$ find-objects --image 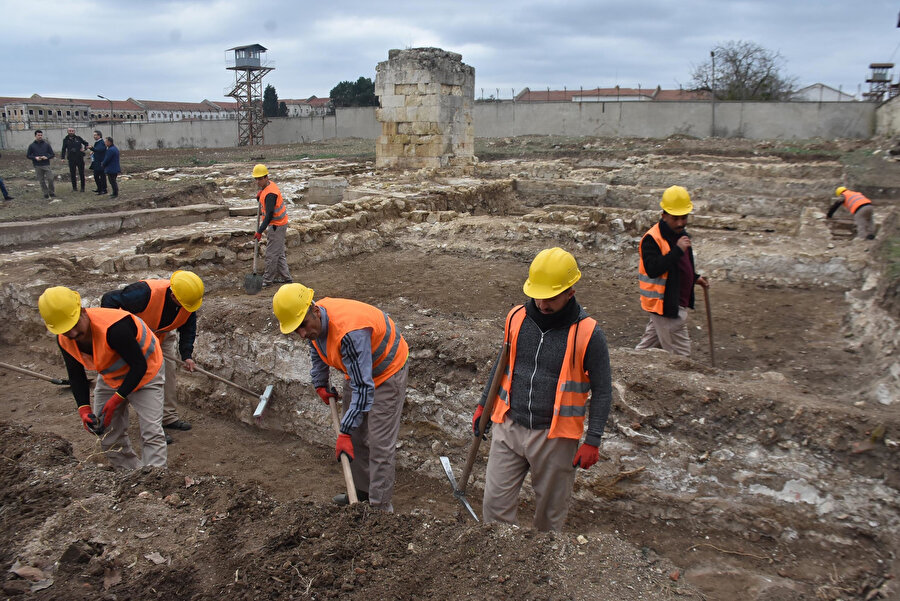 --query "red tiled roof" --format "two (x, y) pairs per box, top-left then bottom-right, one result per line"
(135, 99), (219, 111)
